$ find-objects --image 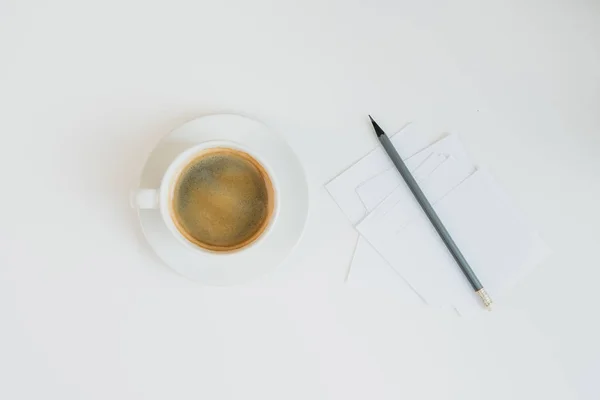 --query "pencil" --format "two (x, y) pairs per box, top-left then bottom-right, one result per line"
(369, 116), (492, 310)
